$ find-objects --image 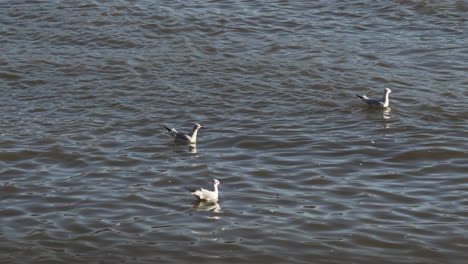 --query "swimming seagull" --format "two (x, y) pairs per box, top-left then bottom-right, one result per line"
(186, 179), (221, 202)
(162, 123), (204, 144)
(355, 88), (392, 108)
